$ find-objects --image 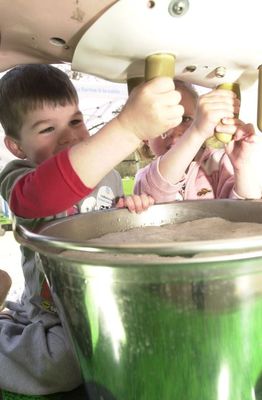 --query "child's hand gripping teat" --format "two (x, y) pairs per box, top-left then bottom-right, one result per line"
(206, 82), (241, 149)
(215, 82), (241, 143)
